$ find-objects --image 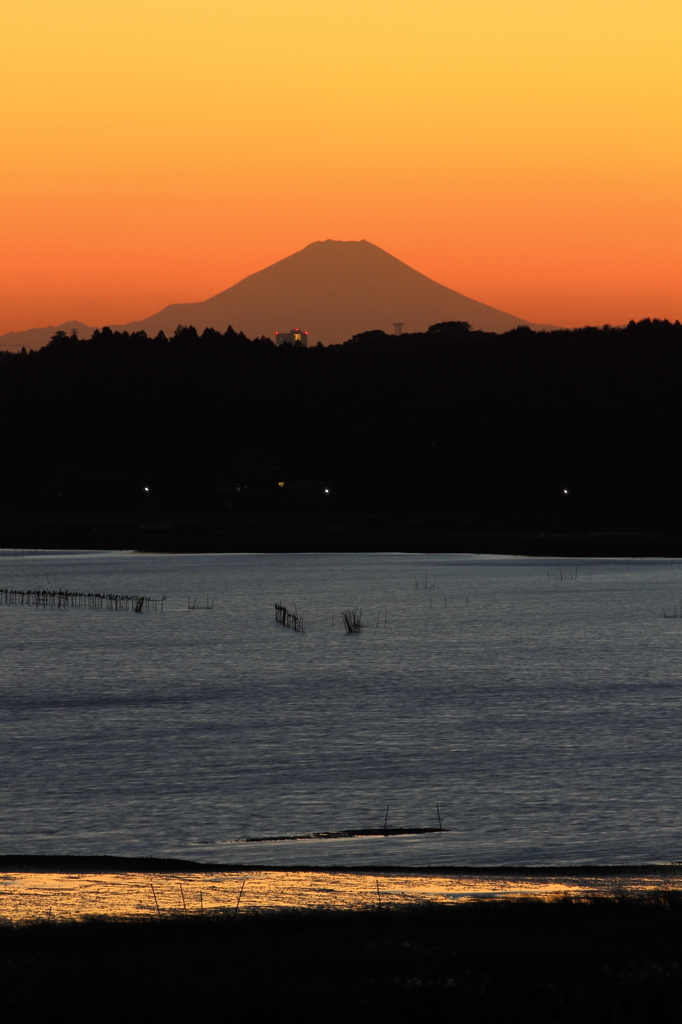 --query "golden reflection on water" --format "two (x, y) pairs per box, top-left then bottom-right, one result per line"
(1, 870), (681, 922)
